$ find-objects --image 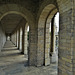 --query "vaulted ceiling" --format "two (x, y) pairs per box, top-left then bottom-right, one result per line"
(1, 14), (24, 34)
